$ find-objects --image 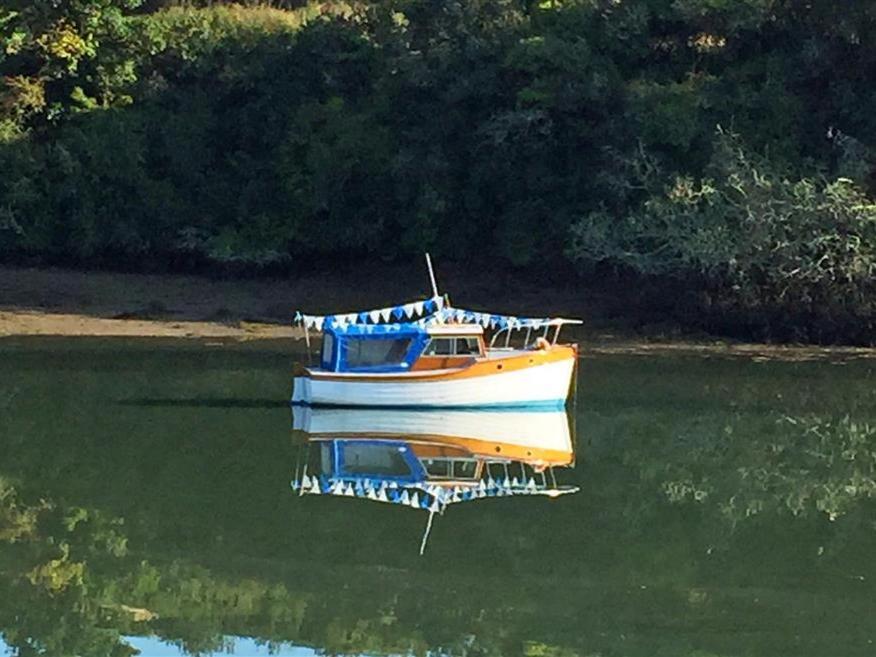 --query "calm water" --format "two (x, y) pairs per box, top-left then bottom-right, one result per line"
(1, 338), (876, 657)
